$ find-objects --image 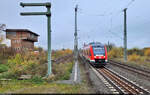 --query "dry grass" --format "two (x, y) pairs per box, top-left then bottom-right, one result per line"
(1, 81), (91, 94)
(112, 57), (150, 69)
(0, 60), (93, 94)
(108, 47), (150, 69)
(128, 53), (141, 62)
